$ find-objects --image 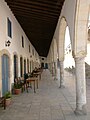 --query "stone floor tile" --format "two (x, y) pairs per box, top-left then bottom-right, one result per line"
(0, 70), (90, 120)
